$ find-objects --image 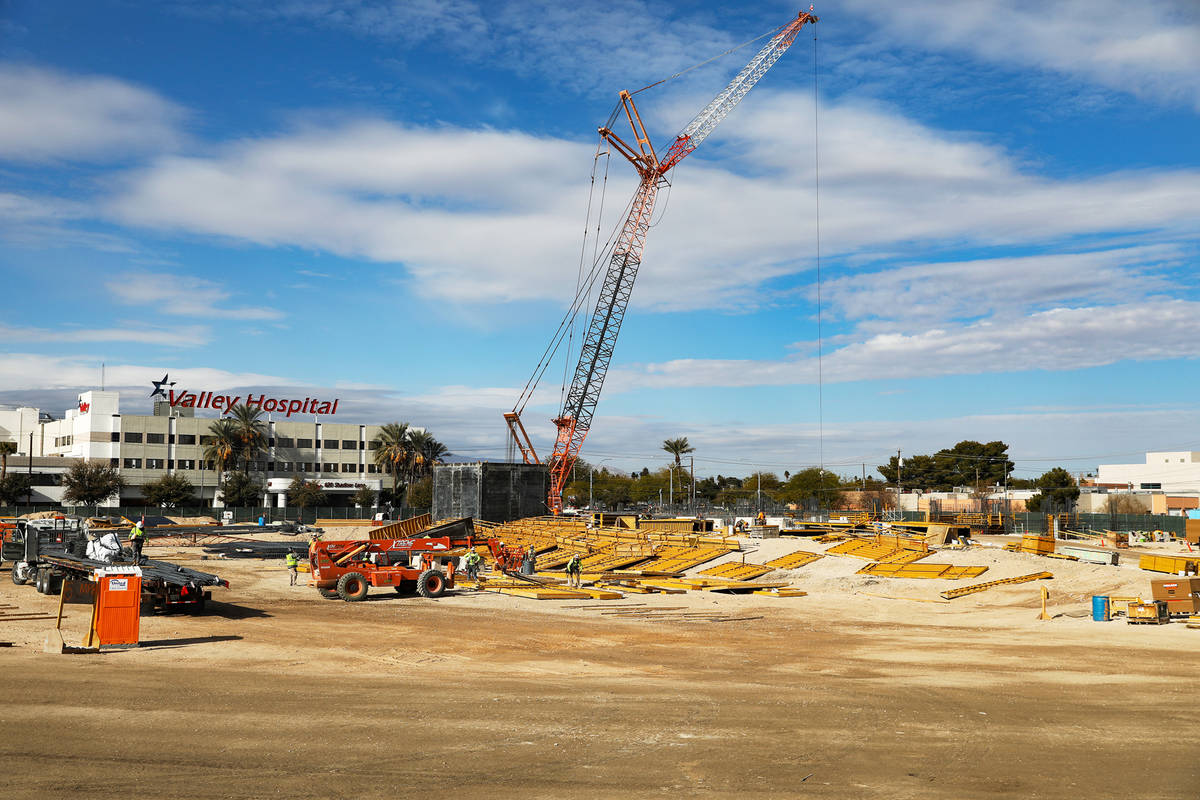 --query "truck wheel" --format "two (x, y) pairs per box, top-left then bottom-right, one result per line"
(35, 569), (48, 594)
(10, 561), (32, 586)
(394, 578), (416, 595)
(317, 587), (340, 600)
(416, 569), (445, 599)
(336, 572), (369, 602)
